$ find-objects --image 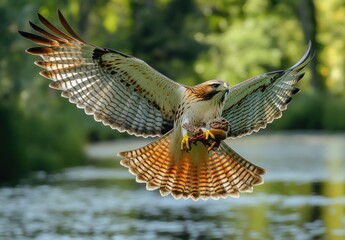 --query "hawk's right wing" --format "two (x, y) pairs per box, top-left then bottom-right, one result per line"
(222, 42), (312, 138)
(19, 10), (185, 137)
